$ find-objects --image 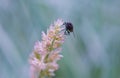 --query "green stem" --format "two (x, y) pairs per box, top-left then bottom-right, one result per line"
(39, 74), (45, 78)
(51, 38), (56, 48)
(38, 71), (45, 78)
